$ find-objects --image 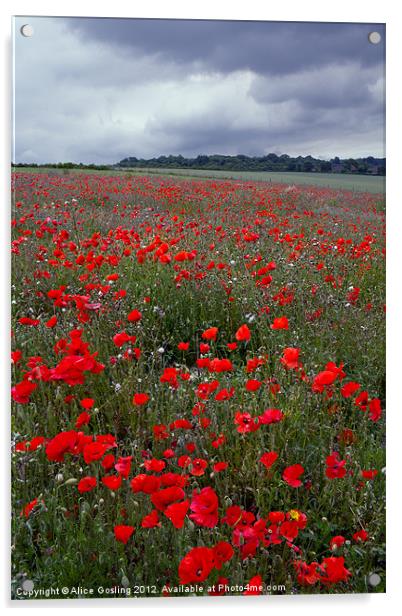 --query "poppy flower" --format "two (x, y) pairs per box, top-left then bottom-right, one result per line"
(132, 392), (149, 406)
(80, 398), (95, 410)
(341, 381), (361, 398)
(75, 411), (90, 428)
(83, 441), (109, 464)
(213, 541), (234, 569)
(178, 546), (215, 584)
(235, 324), (251, 341)
(45, 315), (58, 328)
(368, 398), (382, 422)
(131, 474), (161, 495)
(127, 309), (142, 322)
(177, 342), (189, 351)
(189, 487), (219, 528)
(243, 575), (263, 595)
(114, 456), (132, 478)
(189, 458), (208, 476)
(280, 348), (301, 369)
(141, 509), (160, 528)
(151, 486), (185, 511)
(325, 452), (346, 479)
(143, 458), (166, 472)
(353, 529), (368, 543)
(164, 500), (189, 528)
(78, 476), (97, 493)
(22, 498), (39, 518)
(114, 525), (134, 544)
(259, 408), (283, 424)
(45, 430), (78, 462)
(283, 464), (304, 487)
(12, 380), (38, 404)
(320, 556), (351, 585)
(245, 379), (262, 392)
(234, 411), (260, 433)
(271, 316), (289, 330)
(202, 327), (218, 341)
(260, 451), (278, 469)
(312, 371), (337, 393)
(213, 461), (228, 473)
(361, 469), (378, 480)
(102, 474), (122, 491)
(293, 561), (321, 586)
(330, 535), (346, 551)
